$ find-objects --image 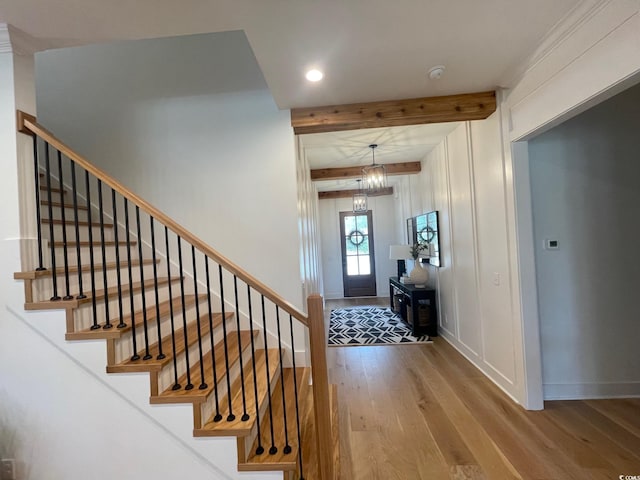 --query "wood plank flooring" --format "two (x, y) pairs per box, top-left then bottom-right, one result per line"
(325, 299), (640, 480)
